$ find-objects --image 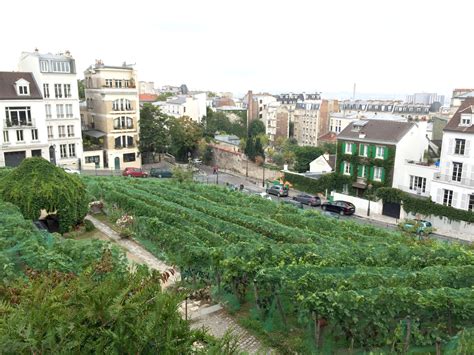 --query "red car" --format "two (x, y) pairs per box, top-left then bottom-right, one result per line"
(122, 167), (148, 178)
